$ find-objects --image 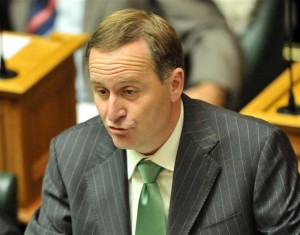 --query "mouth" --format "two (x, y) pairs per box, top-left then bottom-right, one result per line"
(108, 126), (131, 135)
